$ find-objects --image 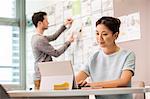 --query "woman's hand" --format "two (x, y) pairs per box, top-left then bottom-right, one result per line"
(85, 82), (103, 89)
(77, 80), (87, 87)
